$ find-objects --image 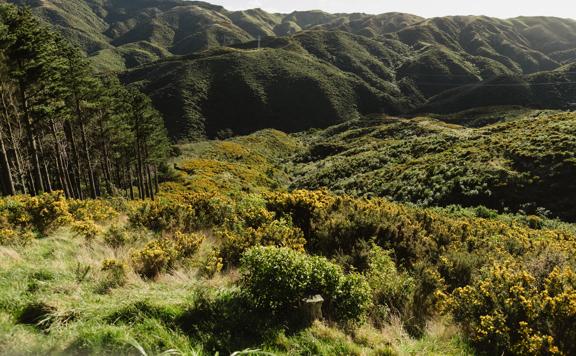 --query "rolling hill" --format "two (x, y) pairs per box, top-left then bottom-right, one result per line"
(11, 0), (576, 139)
(121, 45), (400, 140)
